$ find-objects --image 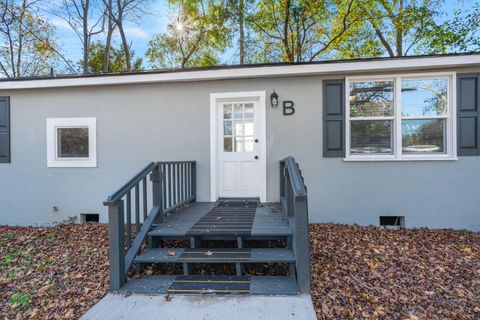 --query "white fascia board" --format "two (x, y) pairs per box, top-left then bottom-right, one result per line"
(1, 54), (480, 90)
